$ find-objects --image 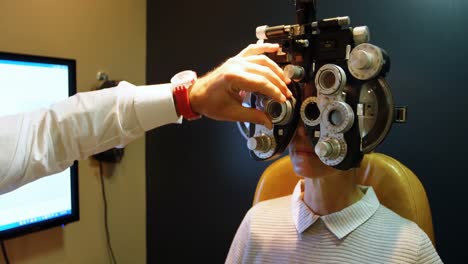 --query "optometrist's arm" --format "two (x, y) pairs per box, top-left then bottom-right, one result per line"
(0, 81), (179, 195)
(0, 43), (290, 195)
